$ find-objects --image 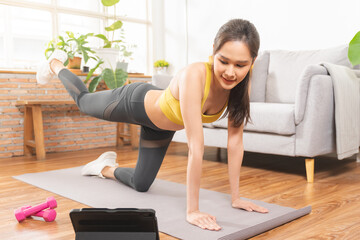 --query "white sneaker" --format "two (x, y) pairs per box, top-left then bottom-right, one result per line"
(36, 49), (68, 85)
(36, 61), (56, 85)
(81, 151), (118, 179)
